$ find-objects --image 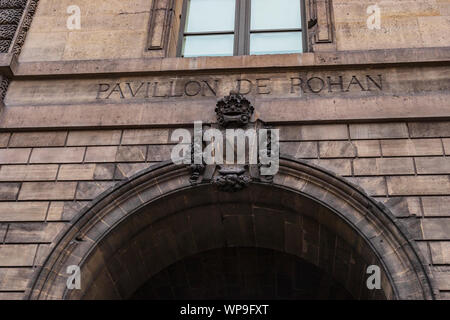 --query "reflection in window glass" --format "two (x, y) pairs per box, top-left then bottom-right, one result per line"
(251, 0), (301, 30)
(250, 32), (302, 55)
(186, 0), (236, 33)
(183, 34), (234, 57)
